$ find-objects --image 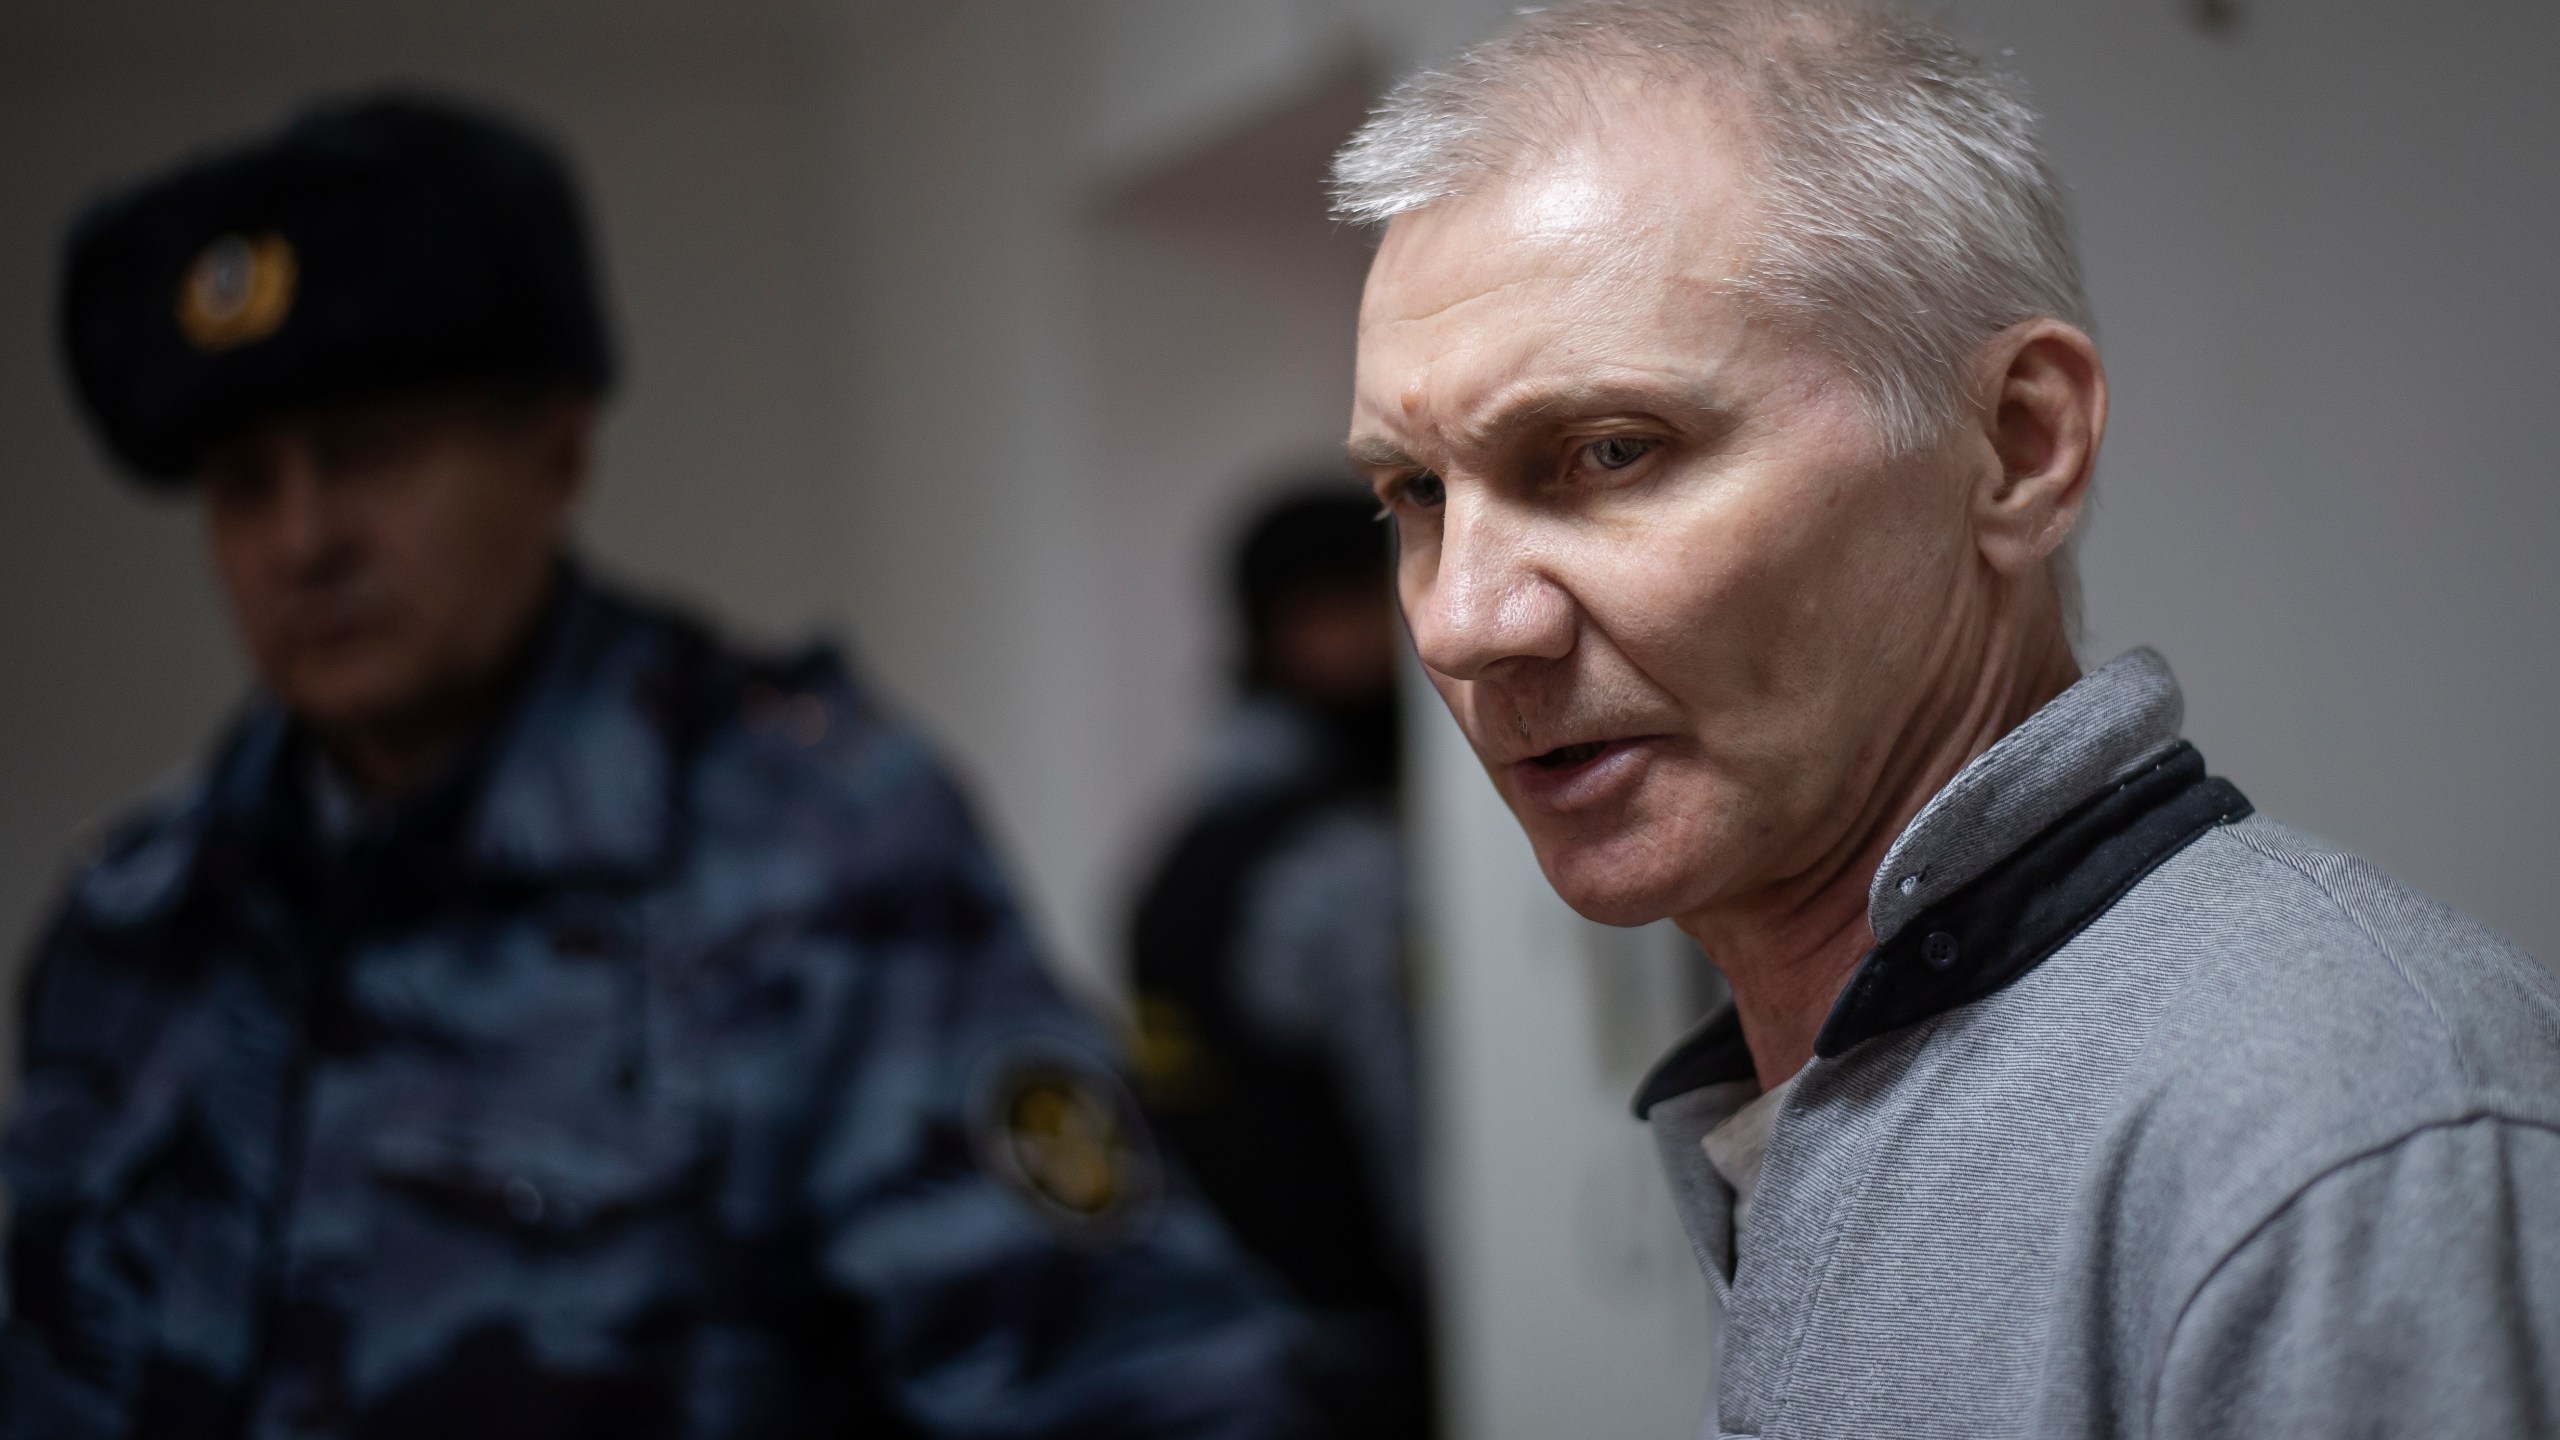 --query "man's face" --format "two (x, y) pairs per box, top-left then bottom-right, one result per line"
(200, 390), (588, 740)
(1349, 100), (1989, 928)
